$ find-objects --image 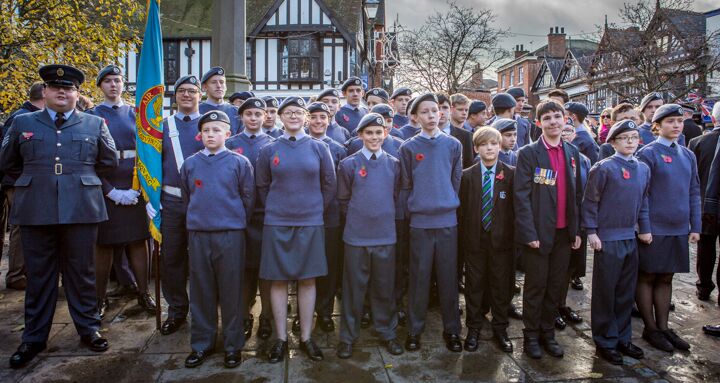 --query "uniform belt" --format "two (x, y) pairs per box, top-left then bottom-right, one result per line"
(21, 164), (96, 176)
(116, 149), (136, 159)
(162, 185), (182, 198)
